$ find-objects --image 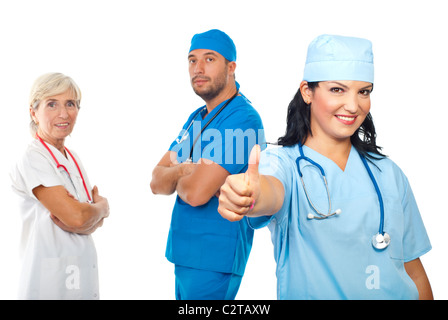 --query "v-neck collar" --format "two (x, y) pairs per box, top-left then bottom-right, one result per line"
(299, 144), (358, 175)
(201, 95), (240, 123)
(34, 139), (80, 177)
